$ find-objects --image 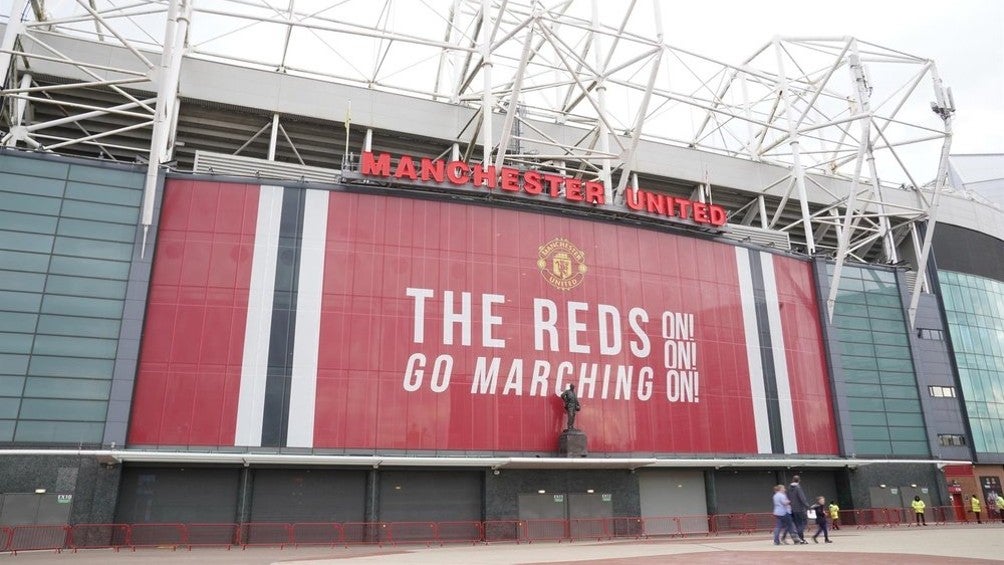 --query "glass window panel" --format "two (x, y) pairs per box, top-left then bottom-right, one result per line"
(891, 441), (929, 456)
(59, 200), (138, 225)
(879, 371), (916, 386)
(0, 332), (34, 354)
(833, 315), (872, 330)
(870, 319), (907, 333)
(853, 440), (892, 455)
(48, 256), (130, 279)
(32, 335), (118, 359)
(0, 397), (20, 418)
(872, 332), (909, 346)
(53, 237), (133, 261)
(848, 412), (887, 426)
(0, 354), (29, 375)
(65, 182), (143, 206)
(57, 218), (137, 243)
(44, 276), (127, 300)
(852, 425), (890, 441)
(0, 173), (66, 197)
(0, 375), (26, 395)
(23, 377), (111, 400)
(0, 191), (62, 215)
(886, 412), (925, 427)
(19, 398), (108, 421)
(0, 230), (54, 254)
(884, 398), (921, 412)
(841, 355), (878, 371)
(68, 163), (143, 188)
(838, 277), (864, 291)
(889, 427), (927, 441)
(836, 290), (868, 305)
(874, 344), (911, 359)
(877, 357), (913, 371)
(834, 303), (870, 317)
(0, 271), (46, 292)
(845, 383), (883, 397)
(0, 250), (52, 273)
(35, 315), (120, 339)
(28, 356), (113, 379)
(0, 312), (37, 333)
(0, 420), (13, 442)
(14, 420), (103, 443)
(40, 295), (123, 318)
(0, 155), (69, 178)
(866, 305), (904, 321)
(0, 290), (43, 313)
(847, 397), (884, 411)
(843, 368), (880, 383)
(837, 328), (873, 344)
